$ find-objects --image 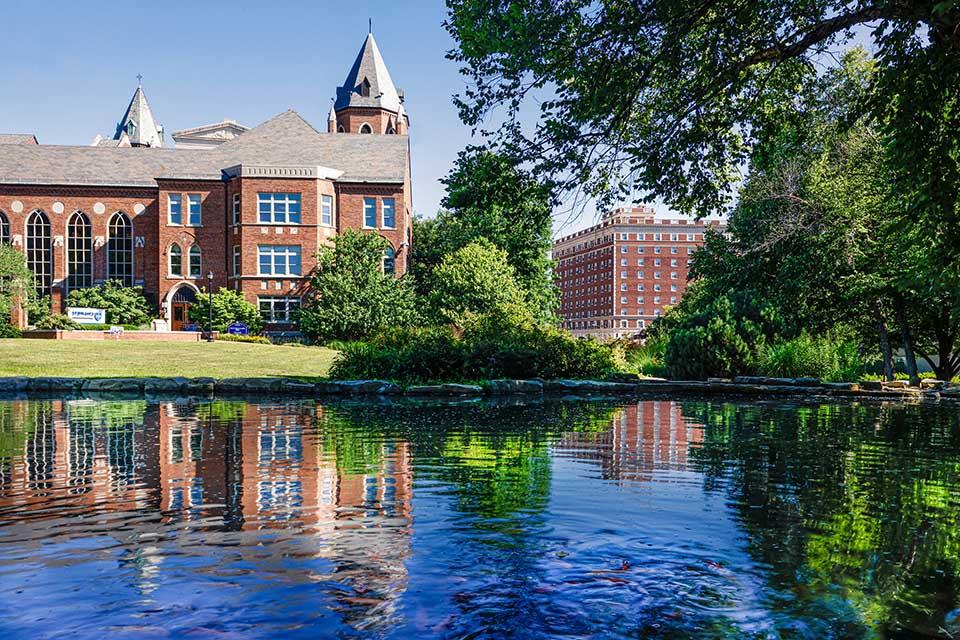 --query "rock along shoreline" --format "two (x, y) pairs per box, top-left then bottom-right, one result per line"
(0, 376), (956, 402)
